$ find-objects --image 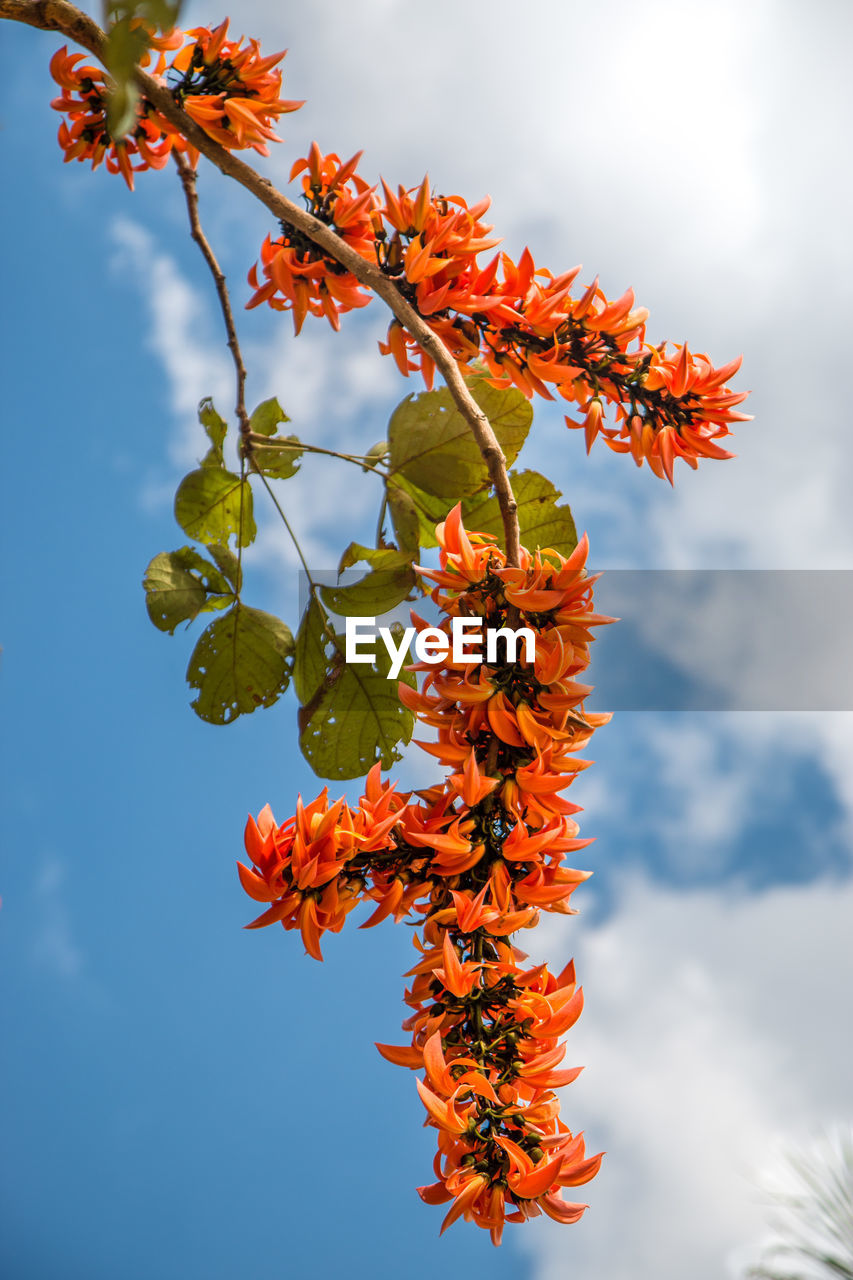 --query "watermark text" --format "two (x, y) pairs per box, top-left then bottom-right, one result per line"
(345, 616), (536, 679)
